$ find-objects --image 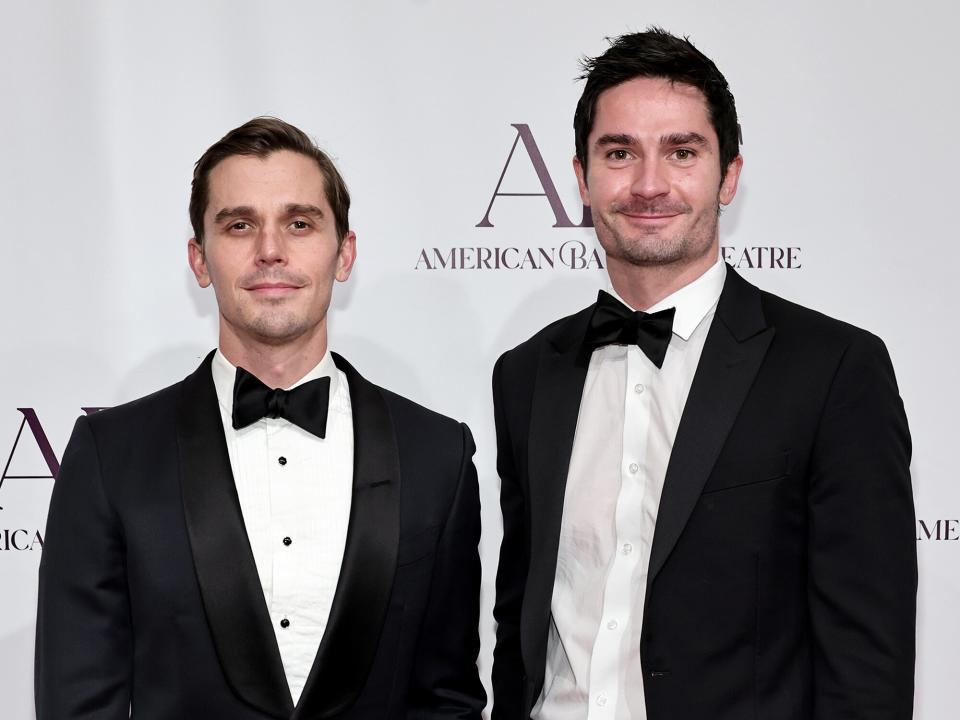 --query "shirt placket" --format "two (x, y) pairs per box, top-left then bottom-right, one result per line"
(587, 346), (653, 720)
(266, 421), (299, 645)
